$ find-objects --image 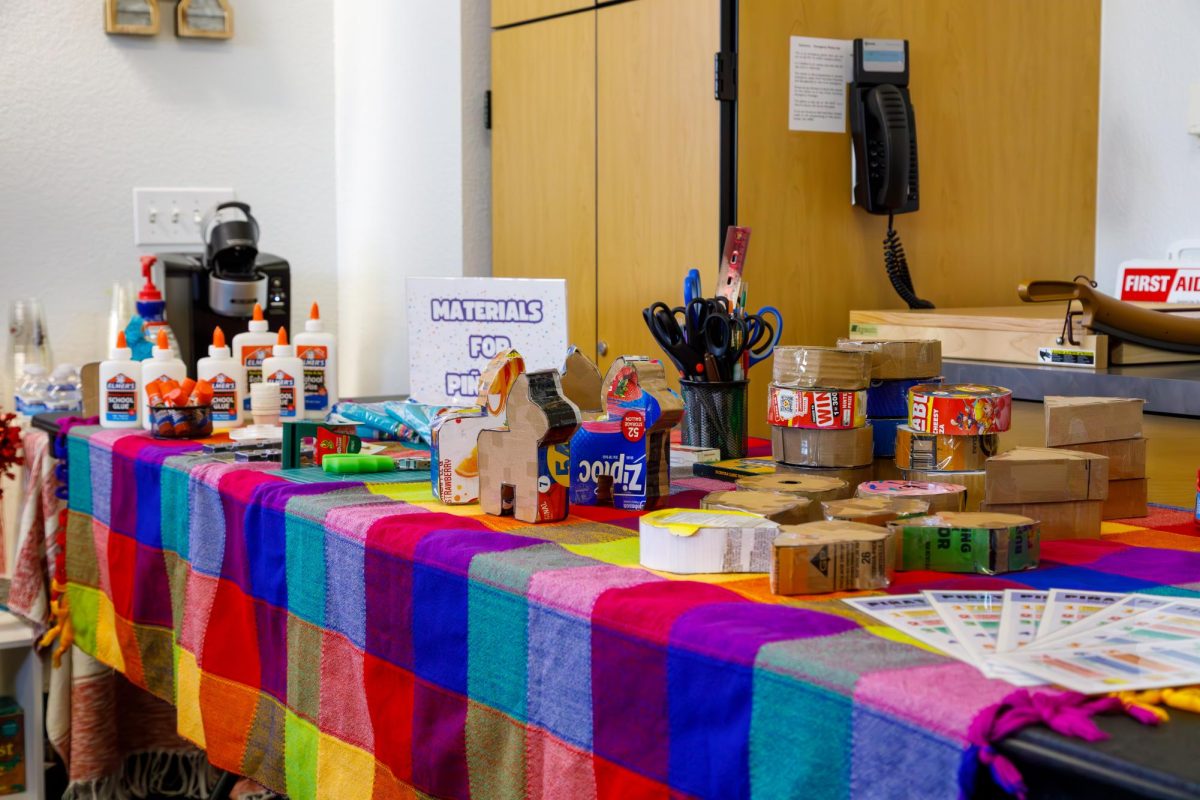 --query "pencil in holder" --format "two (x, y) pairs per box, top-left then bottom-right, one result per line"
(679, 379), (748, 459)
